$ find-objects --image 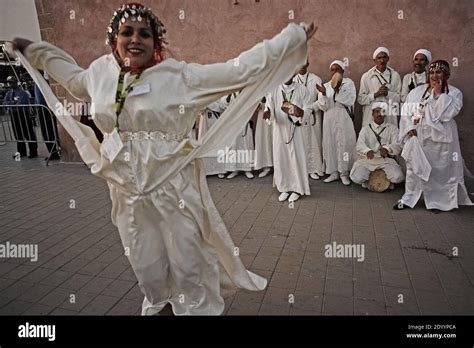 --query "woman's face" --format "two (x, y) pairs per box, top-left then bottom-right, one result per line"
(429, 69), (445, 87)
(116, 19), (155, 68)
